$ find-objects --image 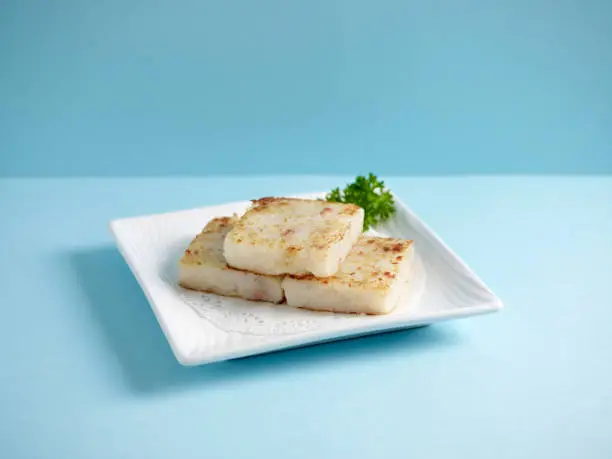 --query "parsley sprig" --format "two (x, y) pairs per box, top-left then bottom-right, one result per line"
(326, 173), (396, 231)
